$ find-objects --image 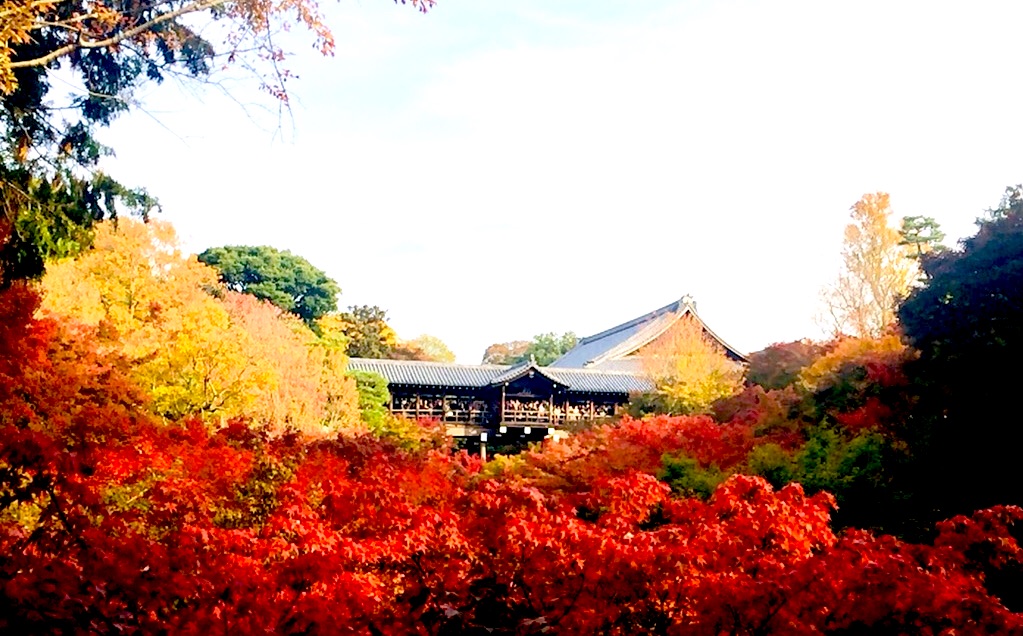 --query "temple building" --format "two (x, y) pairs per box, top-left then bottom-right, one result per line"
(347, 295), (745, 444)
(550, 294), (747, 372)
